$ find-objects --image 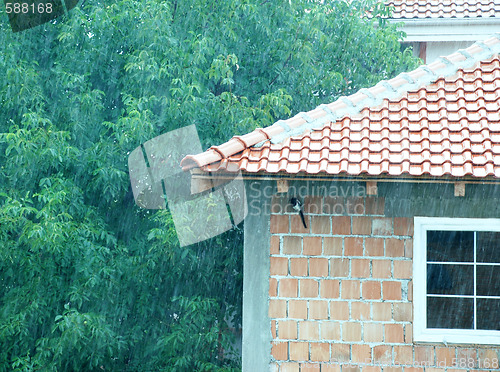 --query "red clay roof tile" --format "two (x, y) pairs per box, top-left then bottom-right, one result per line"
(387, 0), (500, 19)
(180, 35), (500, 179)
